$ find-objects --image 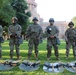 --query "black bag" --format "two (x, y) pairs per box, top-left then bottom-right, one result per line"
(0, 37), (4, 43)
